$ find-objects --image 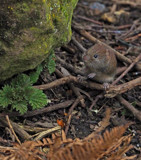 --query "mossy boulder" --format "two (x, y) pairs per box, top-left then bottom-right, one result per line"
(0, 0), (78, 82)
